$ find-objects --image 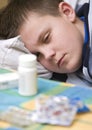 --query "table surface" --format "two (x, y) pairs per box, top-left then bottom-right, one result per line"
(0, 78), (92, 130)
